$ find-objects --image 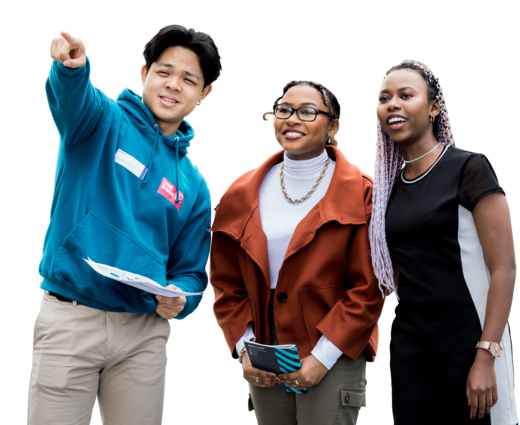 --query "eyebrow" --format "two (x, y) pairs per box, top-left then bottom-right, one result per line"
(281, 101), (319, 107)
(156, 62), (201, 81)
(380, 86), (416, 94)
